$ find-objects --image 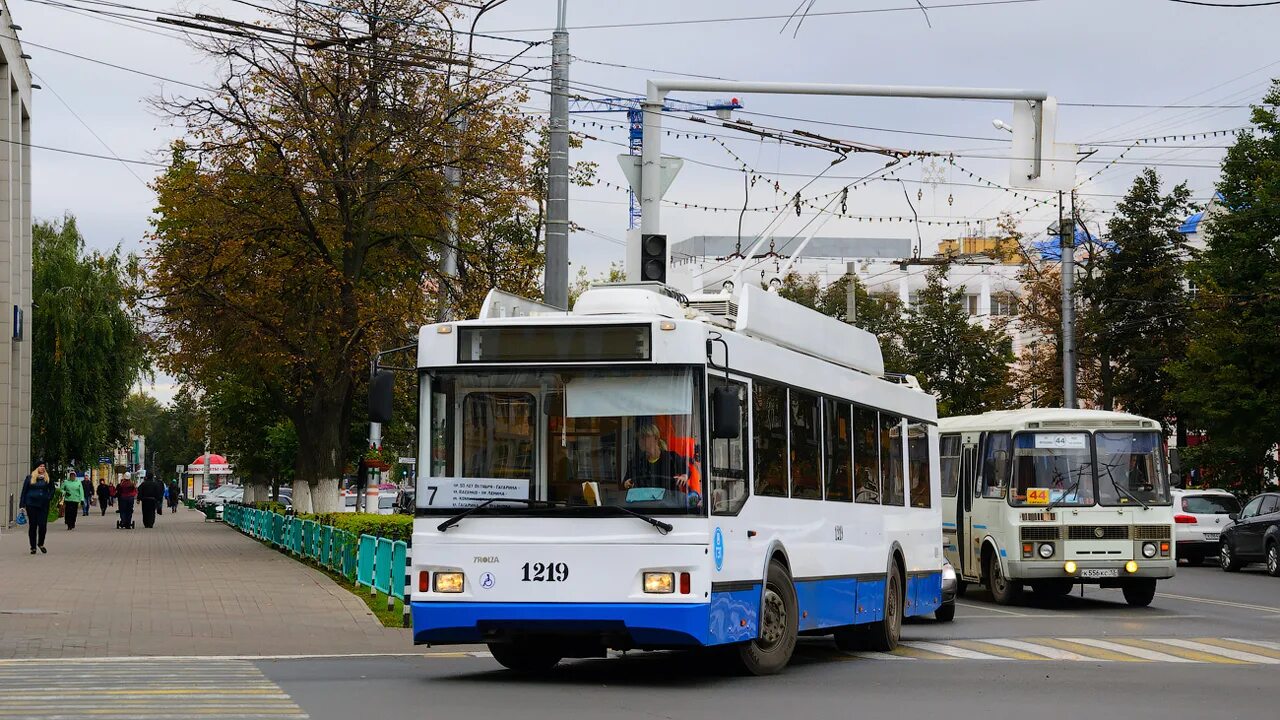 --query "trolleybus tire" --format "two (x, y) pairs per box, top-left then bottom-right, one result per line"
(1121, 578), (1157, 607)
(1220, 541), (1244, 572)
(734, 560), (798, 675)
(487, 642), (562, 674)
(865, 564), (903, 652)
(986, 554), (1022, 606)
